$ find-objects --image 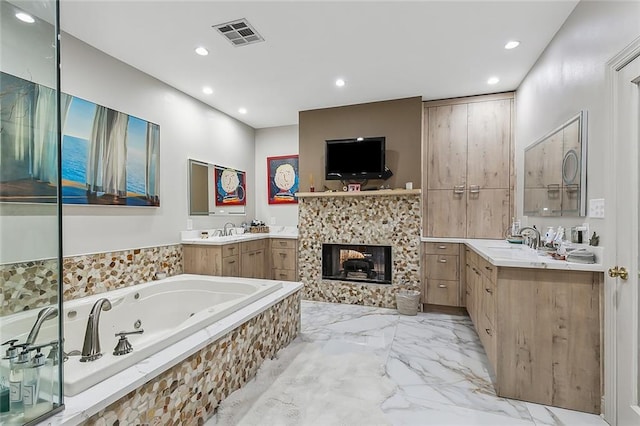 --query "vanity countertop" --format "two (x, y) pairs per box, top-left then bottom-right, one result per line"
(181, 227), (298, 245)
(422, 237), (604, 272)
